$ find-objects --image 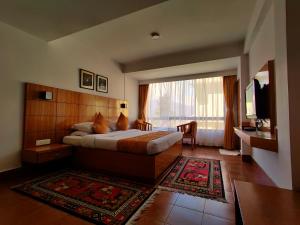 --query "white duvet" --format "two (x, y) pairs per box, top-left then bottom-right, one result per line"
(63, 129), (182, 155)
